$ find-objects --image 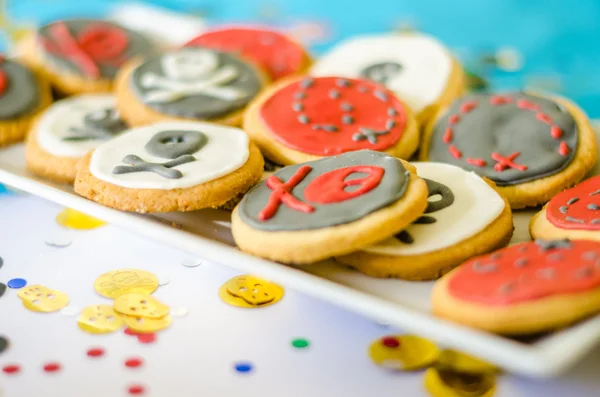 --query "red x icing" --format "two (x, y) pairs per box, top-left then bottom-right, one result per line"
(447, 240), (600, 305)
(304, 166), (384, 204)
(259, 77), (407, 156)
(547, 176), (600, 230)
(0, 62), (6, 96)
(184, 26), (306, 81)
(259, 165), (314, 220)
